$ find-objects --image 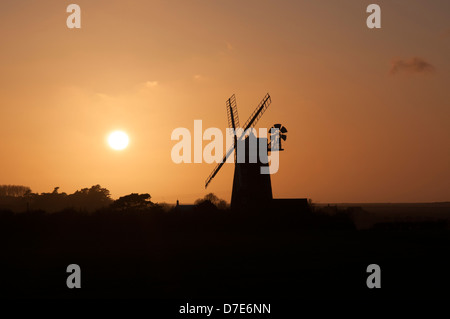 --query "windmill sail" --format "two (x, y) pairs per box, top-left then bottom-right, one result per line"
(242, 93), (271, 131)
(204, 146), (234, 188)
(204, 93), (272, 188)
(226, 94), (240, 131)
